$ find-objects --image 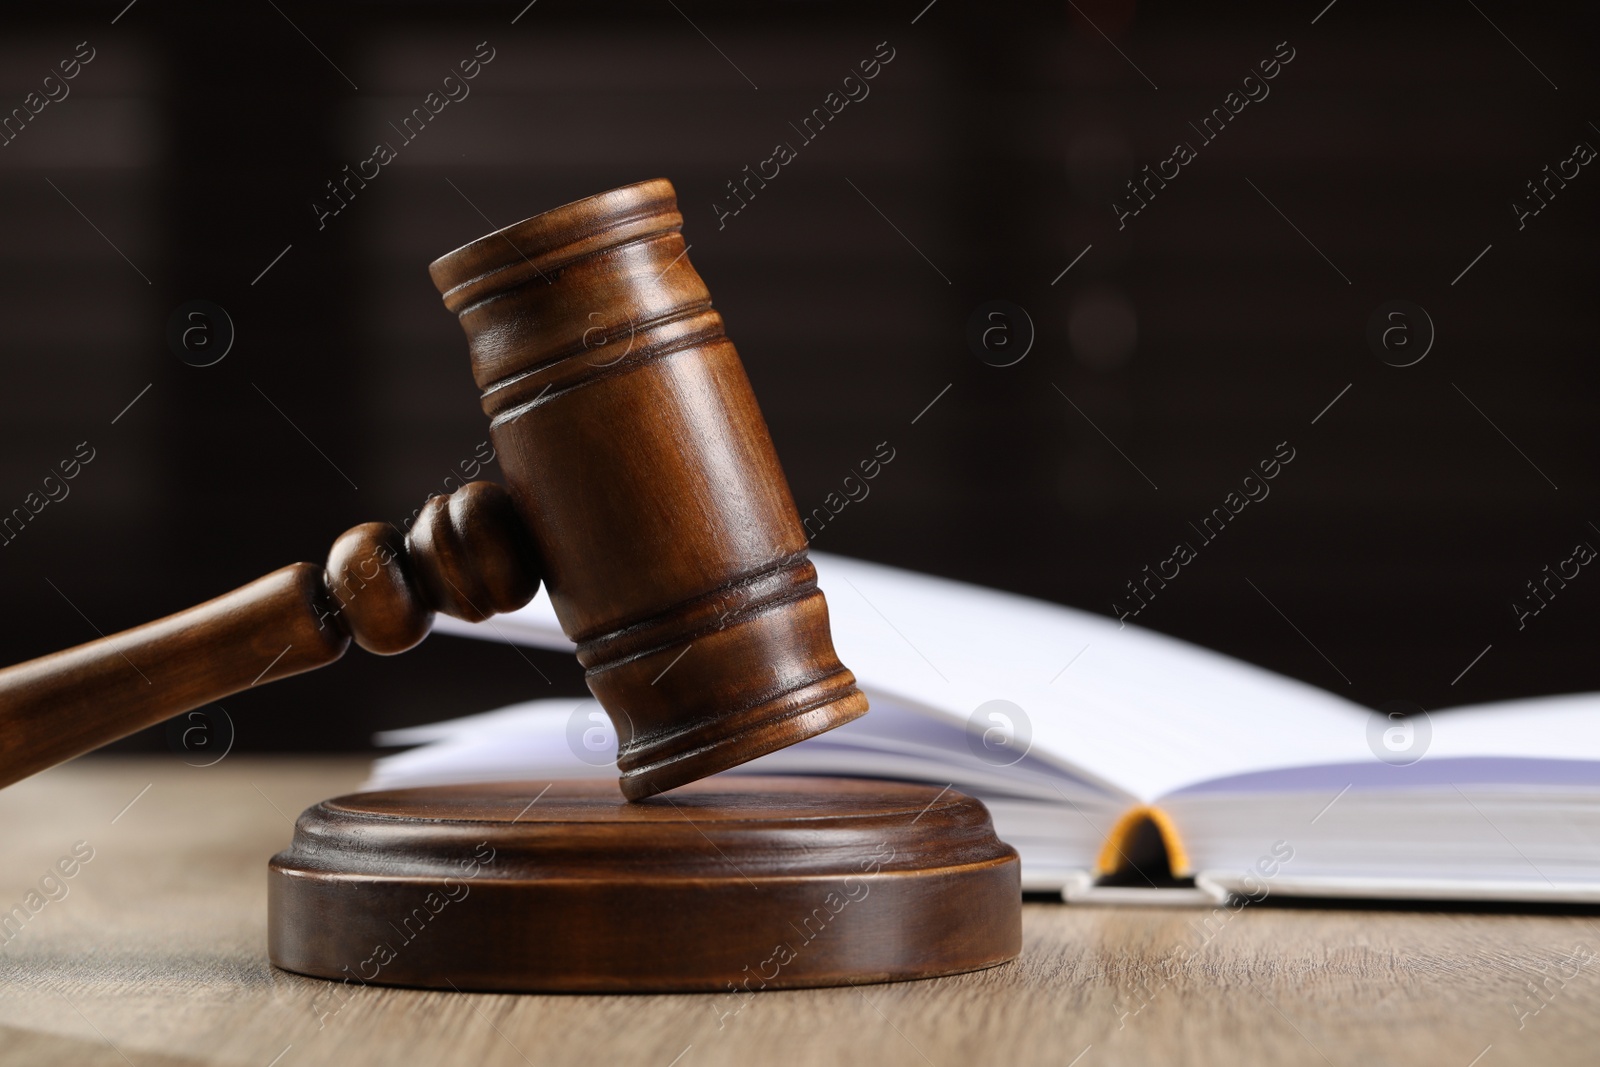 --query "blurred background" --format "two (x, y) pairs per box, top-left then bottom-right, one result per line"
(0, 0), (1595, 751)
